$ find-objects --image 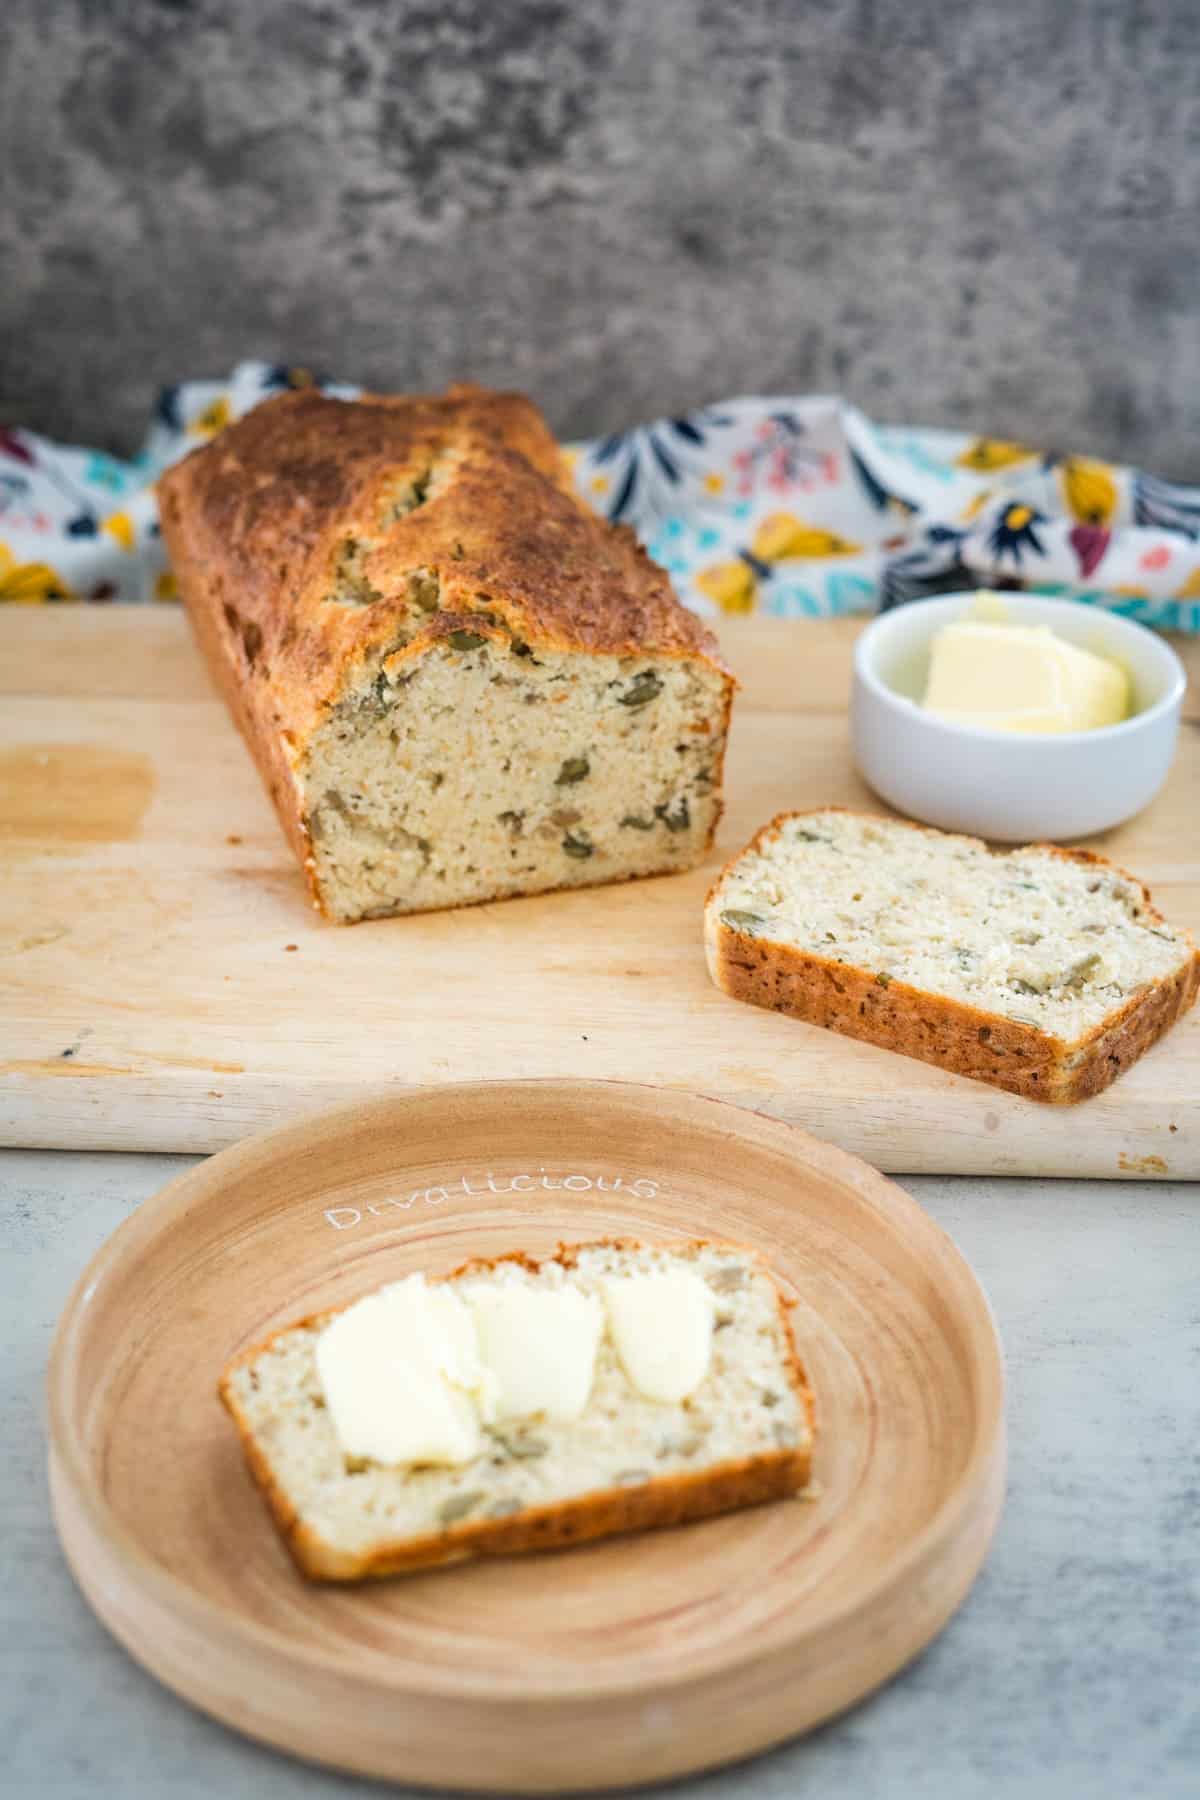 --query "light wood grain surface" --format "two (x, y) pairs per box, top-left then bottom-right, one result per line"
(47, 1082), (1006, 1791)
(2, 608), (1197, 1173)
